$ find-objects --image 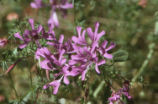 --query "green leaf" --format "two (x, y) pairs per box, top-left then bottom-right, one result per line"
(22, 91), (32, 103)
(113, 50), (128, 62)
